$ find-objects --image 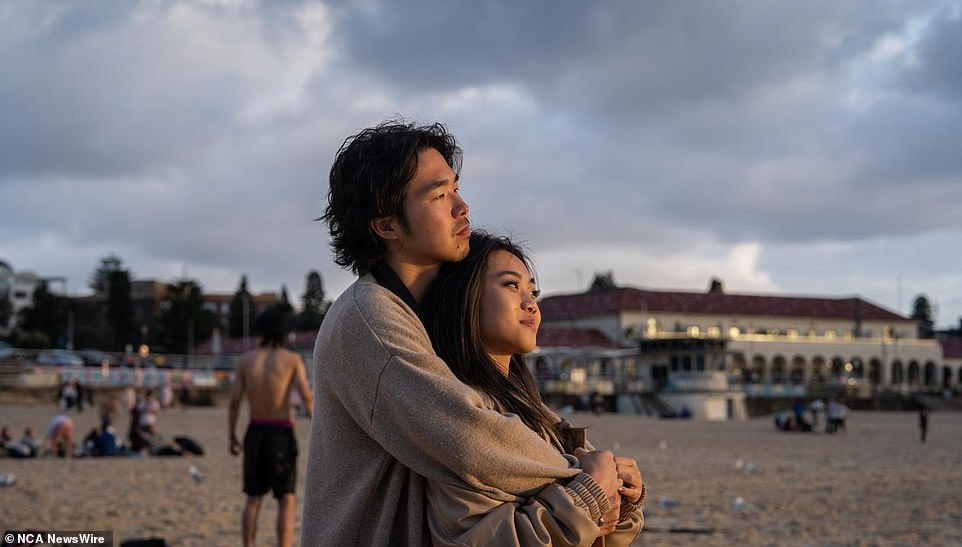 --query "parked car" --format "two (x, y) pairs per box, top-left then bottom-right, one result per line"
(35, 349), (84, 367)
(0, 341), (20, 359)
(76, 349), (117, 367)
